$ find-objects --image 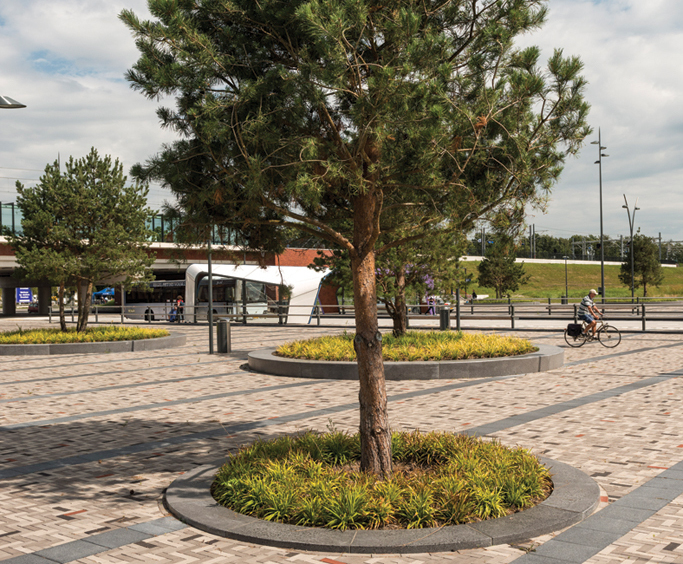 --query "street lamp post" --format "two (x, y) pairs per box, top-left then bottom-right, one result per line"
(591, 130), (608, 302)
(563, 256), (569, 302)
(622, 195), (640, 302)
(0, 96), (26, 109)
